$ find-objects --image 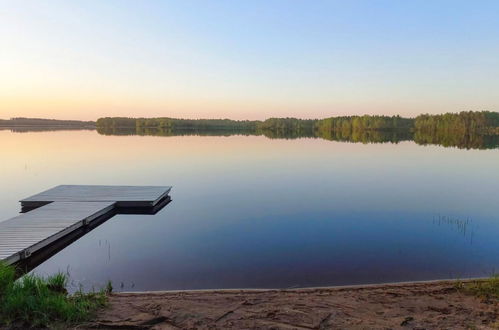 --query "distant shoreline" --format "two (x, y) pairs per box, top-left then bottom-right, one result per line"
(0, 125), (95, 128)
(0, 125), (95, 132)
(2, 123), (498, 150)
(0, 117), (96, 128)
(2, 111), (499, 136)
